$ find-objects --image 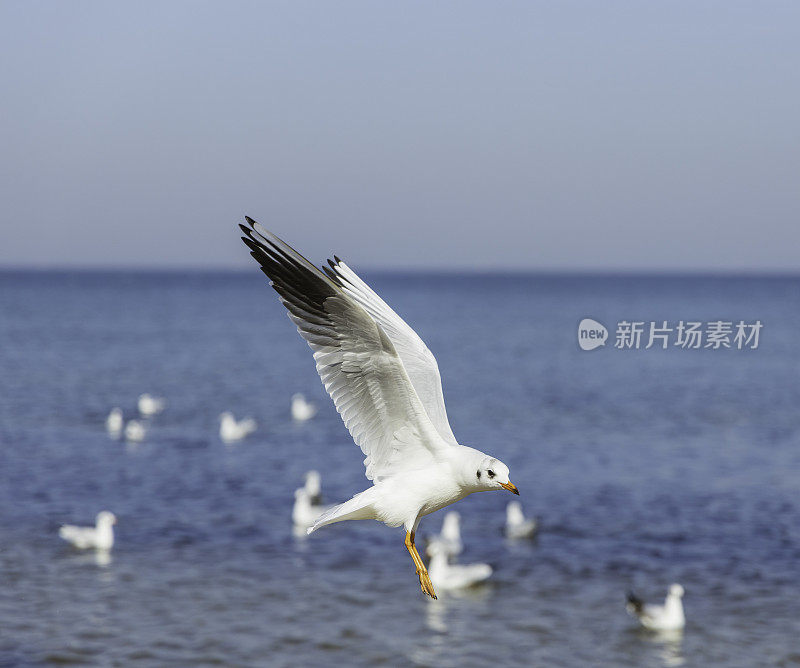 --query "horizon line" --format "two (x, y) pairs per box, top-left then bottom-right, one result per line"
(1, 265), (799, 279)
